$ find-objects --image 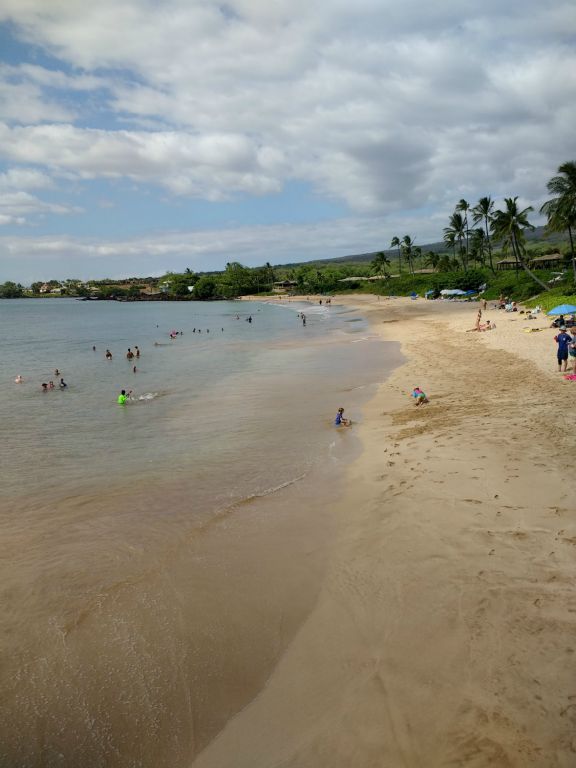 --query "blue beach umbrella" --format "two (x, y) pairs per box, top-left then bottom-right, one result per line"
(547, 304), (576, 315)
